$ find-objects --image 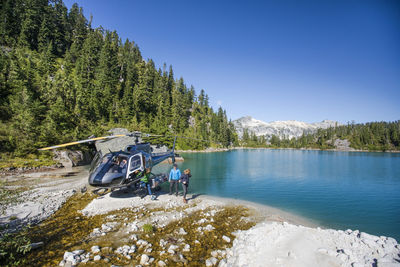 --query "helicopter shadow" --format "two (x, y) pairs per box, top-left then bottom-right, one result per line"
(109, 187), (171, 199)
(109, 188), (136, 198)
